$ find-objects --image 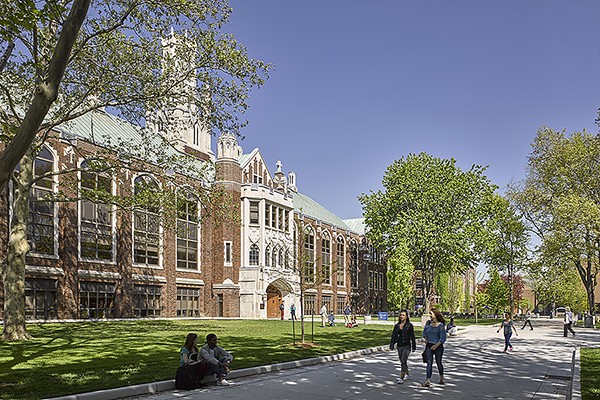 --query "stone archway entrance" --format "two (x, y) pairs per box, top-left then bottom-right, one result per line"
(265, 278), (294, 319)
(266, 285), (282, 319)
